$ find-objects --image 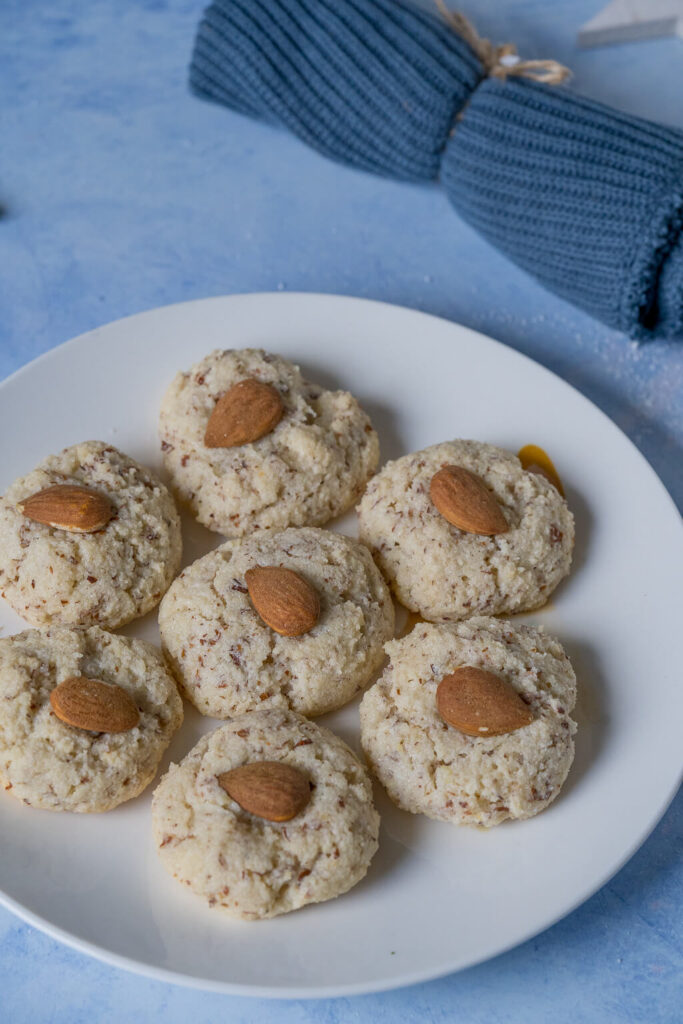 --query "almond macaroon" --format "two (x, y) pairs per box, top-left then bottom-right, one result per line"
(152, 709), (379, 919)
(357, 440), (574, 622)
(158, 348), (379, 536)
(0, 441), (182, 629)
(158, 527), (394, 718)
(0, 626), (183, 813)
(360, 617), (577, 828)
